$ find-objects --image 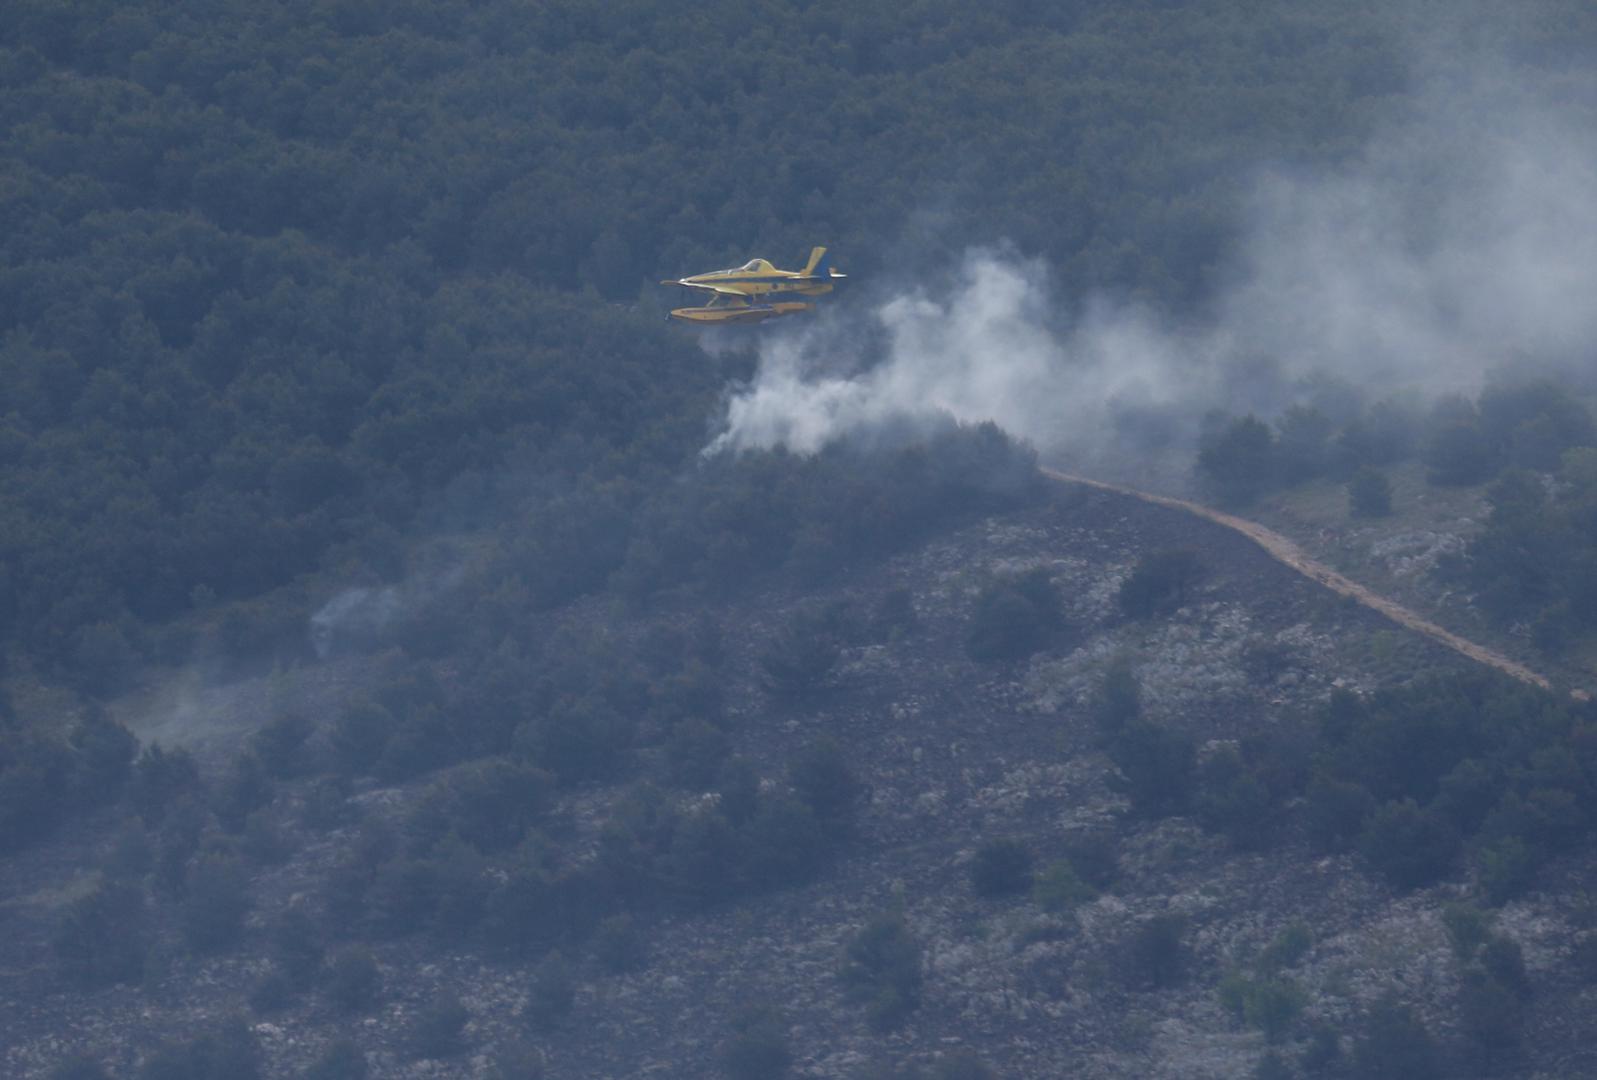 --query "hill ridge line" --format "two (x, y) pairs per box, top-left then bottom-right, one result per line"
(1040, 467), (1568, 696)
